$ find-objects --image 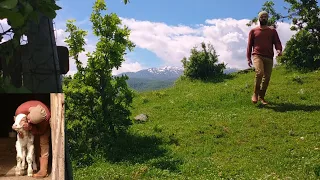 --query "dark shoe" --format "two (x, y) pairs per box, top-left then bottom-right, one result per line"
(259, 98), (268, 105)
(33, 157), (48, 178)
